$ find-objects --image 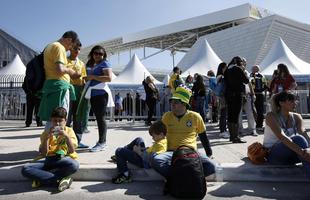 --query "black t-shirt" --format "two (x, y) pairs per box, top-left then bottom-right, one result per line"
(224, 65), (249, 95)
